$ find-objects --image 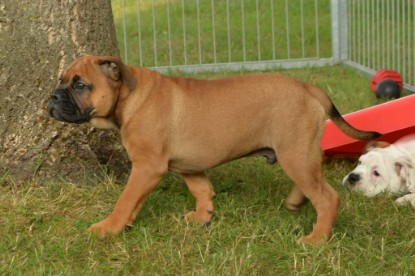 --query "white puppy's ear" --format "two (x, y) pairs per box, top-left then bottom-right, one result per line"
(363, 141), (390, 153)
(395, 157), (415, 193)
